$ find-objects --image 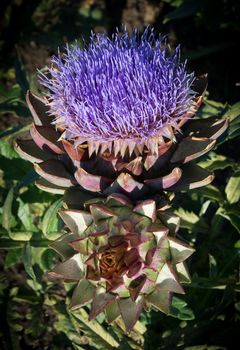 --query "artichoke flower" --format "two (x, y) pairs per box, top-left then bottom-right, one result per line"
(16, 29), (227, 199)
(50, 193), (194, 331)
(15, 28), (228, 331)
